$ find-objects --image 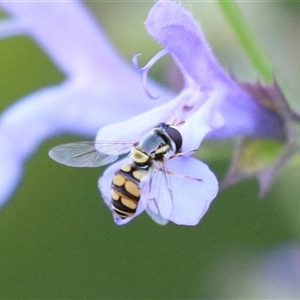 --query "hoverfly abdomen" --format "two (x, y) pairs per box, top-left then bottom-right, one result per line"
(111, 163), (148, 219)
